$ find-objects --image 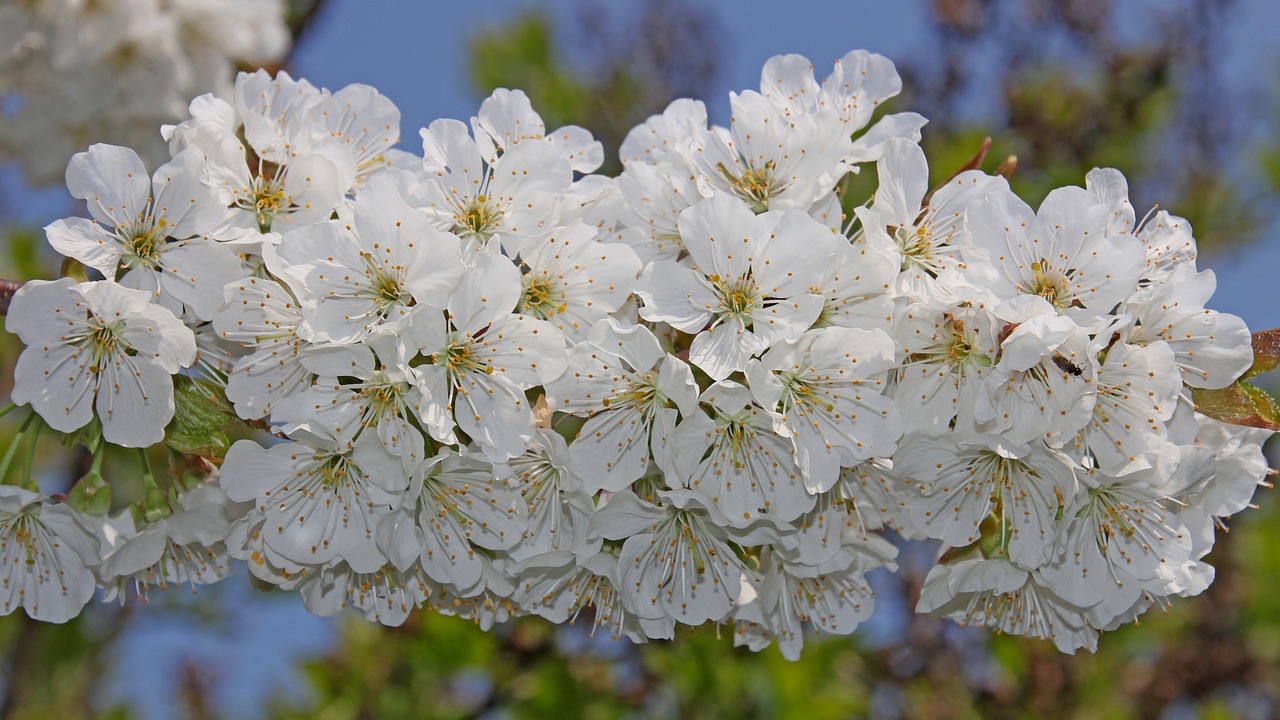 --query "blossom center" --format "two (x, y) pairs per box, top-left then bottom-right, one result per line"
(236, 164), (294, 231)
(359, 375), (410, 428)
(778, 373), (837, 414)
(314, 455), (353, 488)
(520, 275), (566, 319)
(1021, 260), (1073, 308)
(453, 195), (500, 241)
(895, 223), (935, 270)
(601, 376), (662, 415)
(1085, 487), (1147, 547)
(359, 254), (410, 312)
(433, 337), (491, 378)
(717, 162), (778, 213)
(709, 274), (761, 320)
(79, 317), (128, 373)
(118, 211), (167, 270)
(717, 413), (759, 469)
